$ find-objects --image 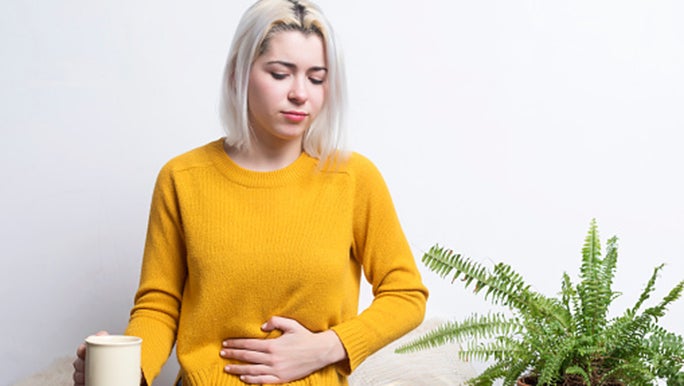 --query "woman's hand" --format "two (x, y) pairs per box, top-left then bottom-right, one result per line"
(220, 316), (347, 384)
(72, 330), (109, 386)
